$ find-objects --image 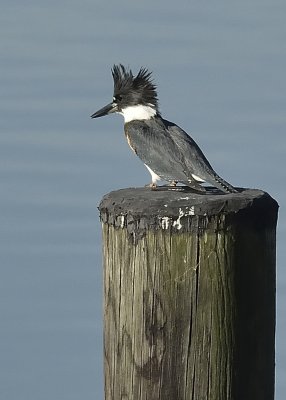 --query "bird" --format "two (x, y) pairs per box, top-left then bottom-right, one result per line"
(91, 64), (237, 194)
